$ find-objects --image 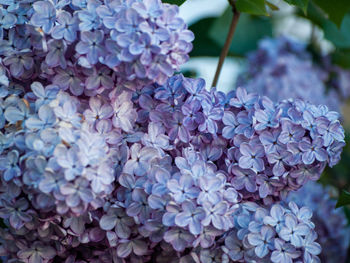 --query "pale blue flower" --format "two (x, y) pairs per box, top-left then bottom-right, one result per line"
(123, 143), (158, 177)
(278, 120), (305, 144)
(60, 178), (93, 208)
(51, 11), (79, 42)
(26, 105), (56, 130)
(197, 176), (223, 205)
(0, 198), (31, 229)
(0, 150), (20, 181)
(230, 87), (258, 109)
(167, 174), (200, 203)
(299, 137), (328, 164)
(175, 201), (205, 235)
(239, 142), (265, 172)
(222, 111), (239, 139)
(83, 97), (113, 127)
(76, 30), (105, 65)
(45, 39), (67, 68)
(52, 67), (83, 96)
(0, 8), (16, 40)
(271, 238), (301, 263)
(126, 188), (150, 223)
(279, 214), (310, 247)
(263, 204), (285, 233)
(30, 1), (56, 33)
(3, 50), (33, 78)
(77, 1), (101, 31)
(100, 207), (134, 239)
(202, 201), (228, 230)
(316, 119), (344, 147)
(163, 228), (194, 252)
(303, 228), (322, 262)
(247, 226), (275, 258)
(31, 82), (60, 110)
